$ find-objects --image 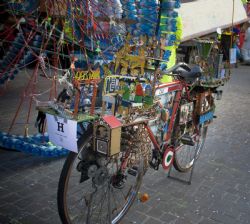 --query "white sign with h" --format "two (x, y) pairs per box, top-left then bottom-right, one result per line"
(46, 114), (78, 152)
